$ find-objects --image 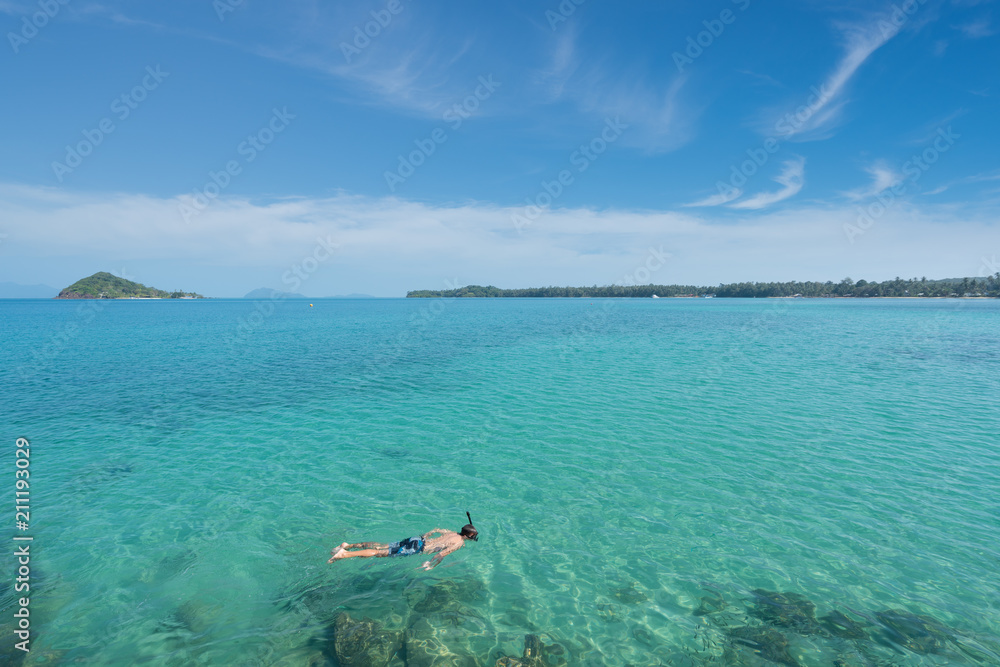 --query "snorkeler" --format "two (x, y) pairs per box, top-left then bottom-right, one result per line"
(328, 512), (479, 571)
